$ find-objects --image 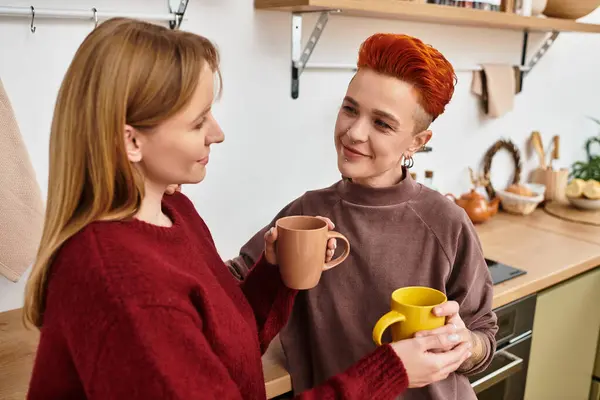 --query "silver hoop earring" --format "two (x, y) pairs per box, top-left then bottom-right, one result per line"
(403, 155), (414, 169)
